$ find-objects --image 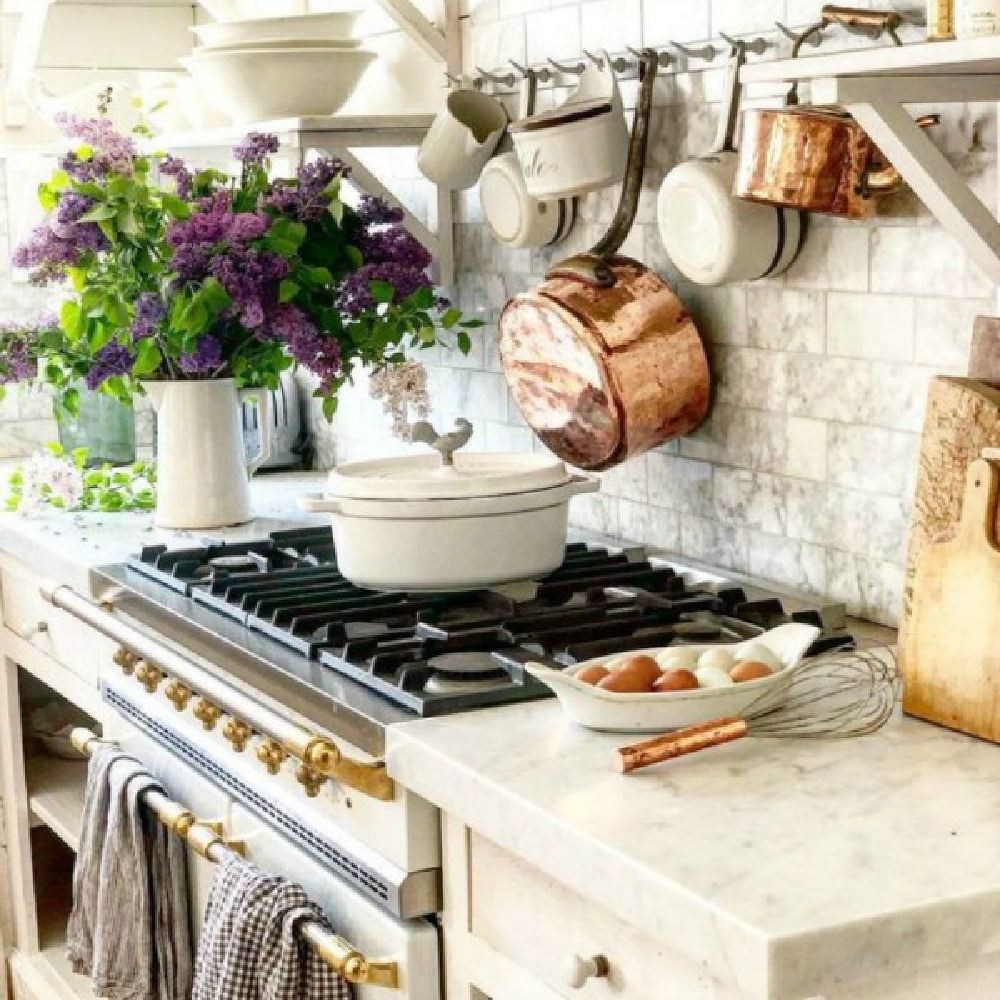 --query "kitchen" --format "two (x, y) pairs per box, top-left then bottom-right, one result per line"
(0, 1), (999, 999)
